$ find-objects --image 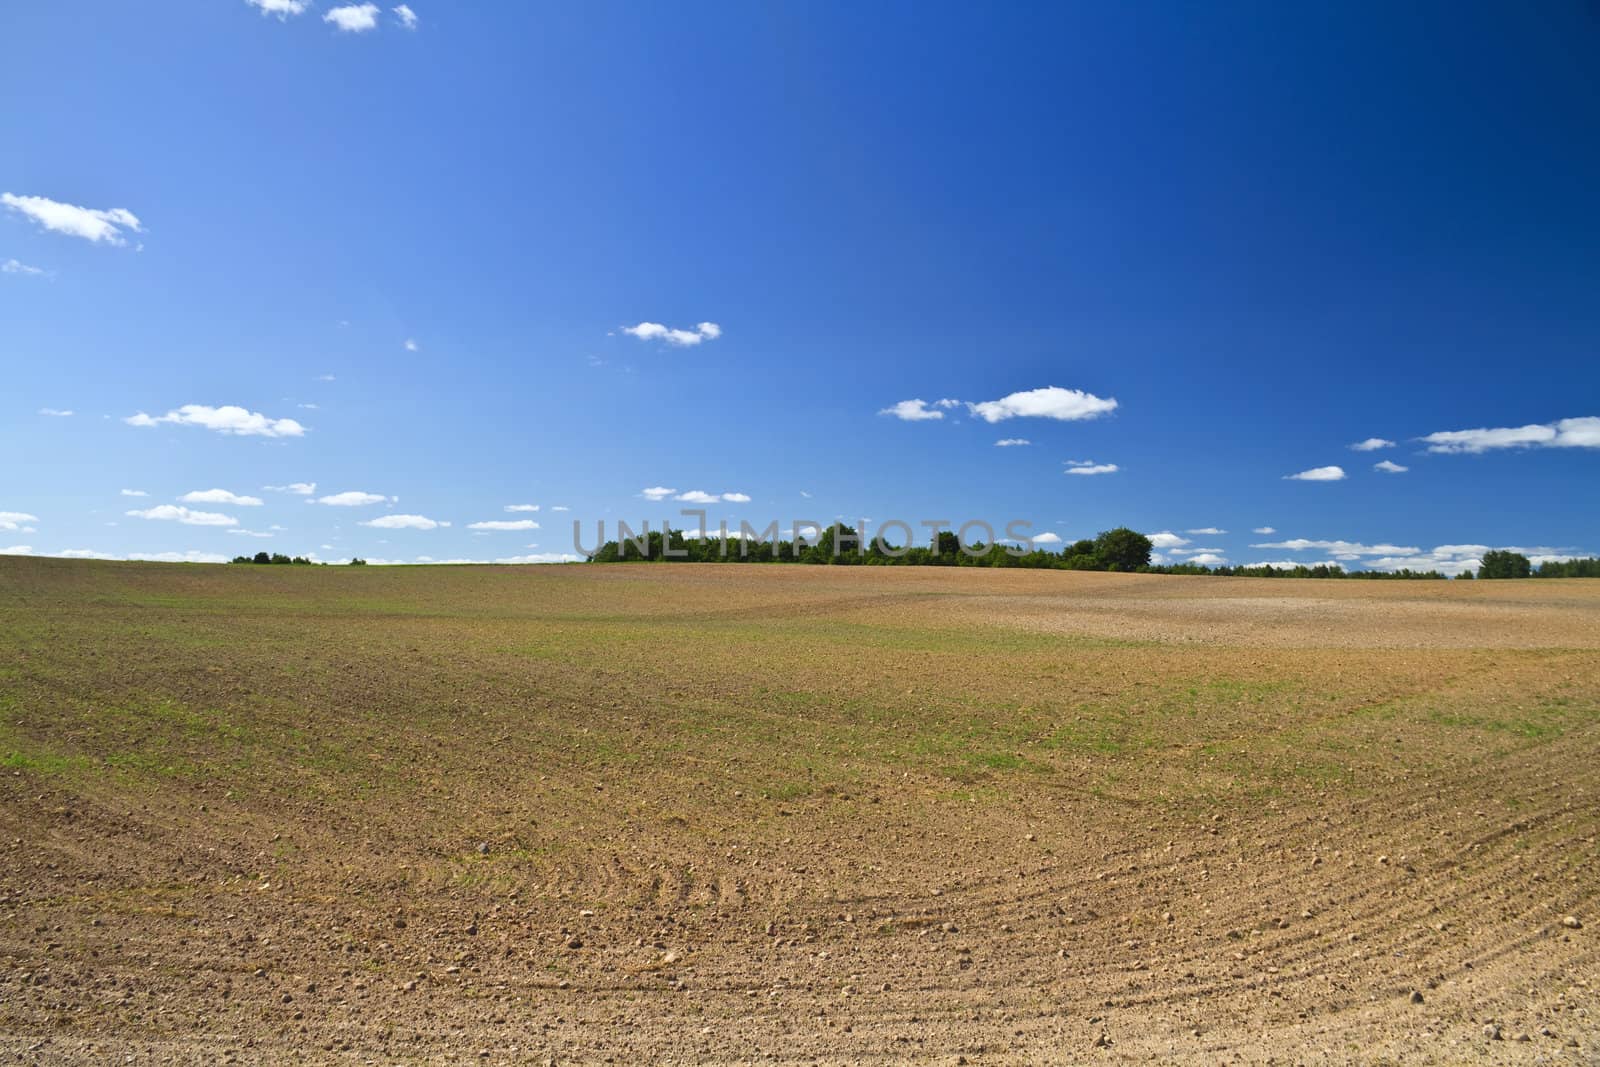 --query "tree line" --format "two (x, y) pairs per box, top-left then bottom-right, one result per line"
(229, 552), (366, 566)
